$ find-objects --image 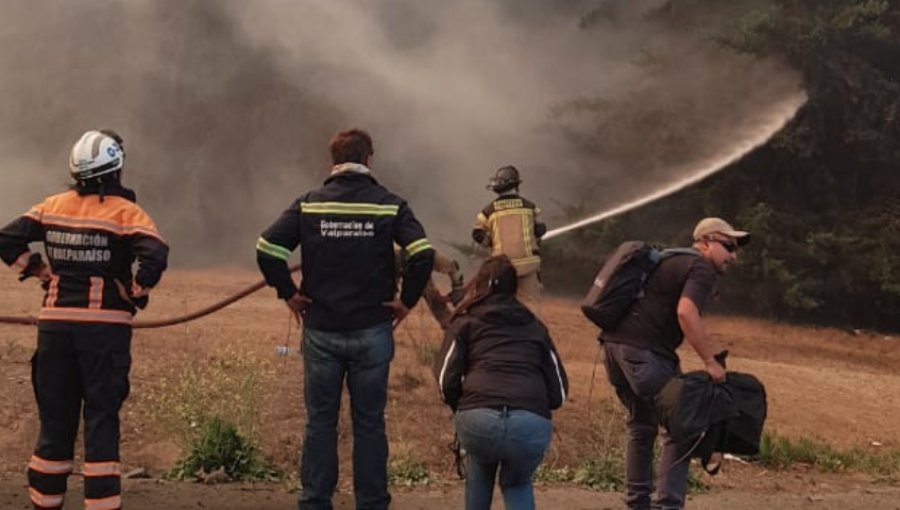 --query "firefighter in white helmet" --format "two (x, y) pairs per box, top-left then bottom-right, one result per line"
(472, 165), (546, 314)
(0, 130), (168, 510)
